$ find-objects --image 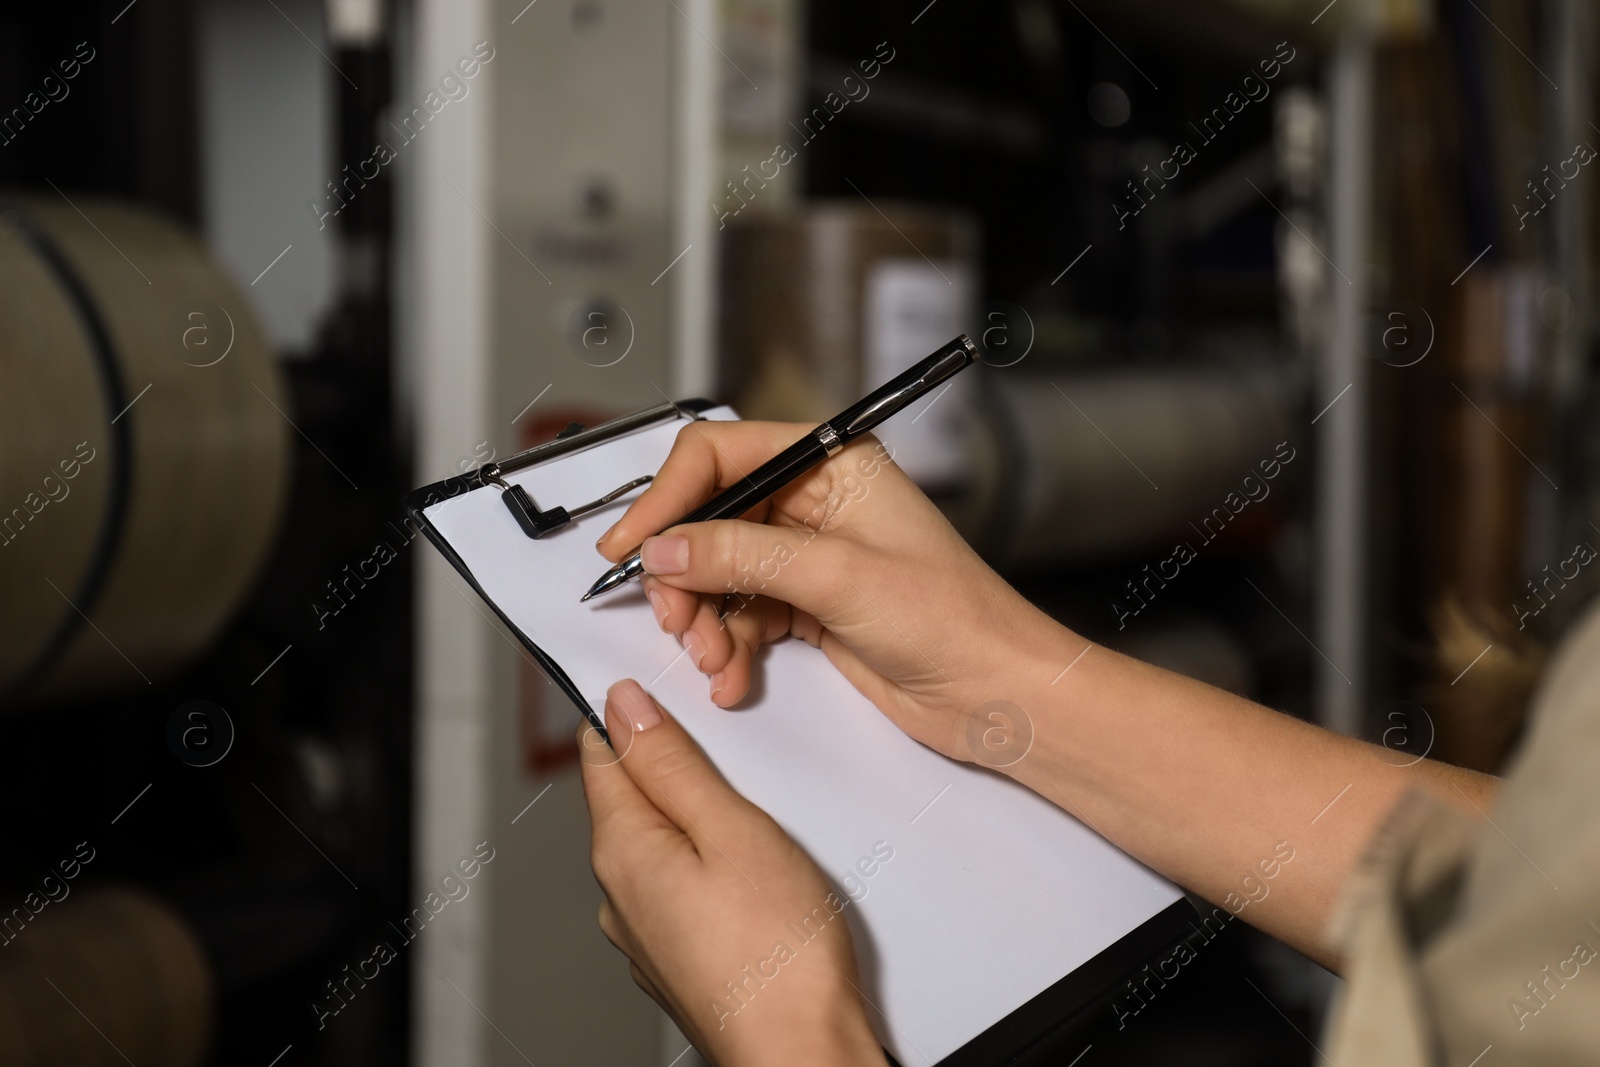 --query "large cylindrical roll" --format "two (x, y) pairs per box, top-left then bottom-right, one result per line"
(0, 885), (214, 1066)
(0, 195), (289, 705)
(961, 365), (1297, 566)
